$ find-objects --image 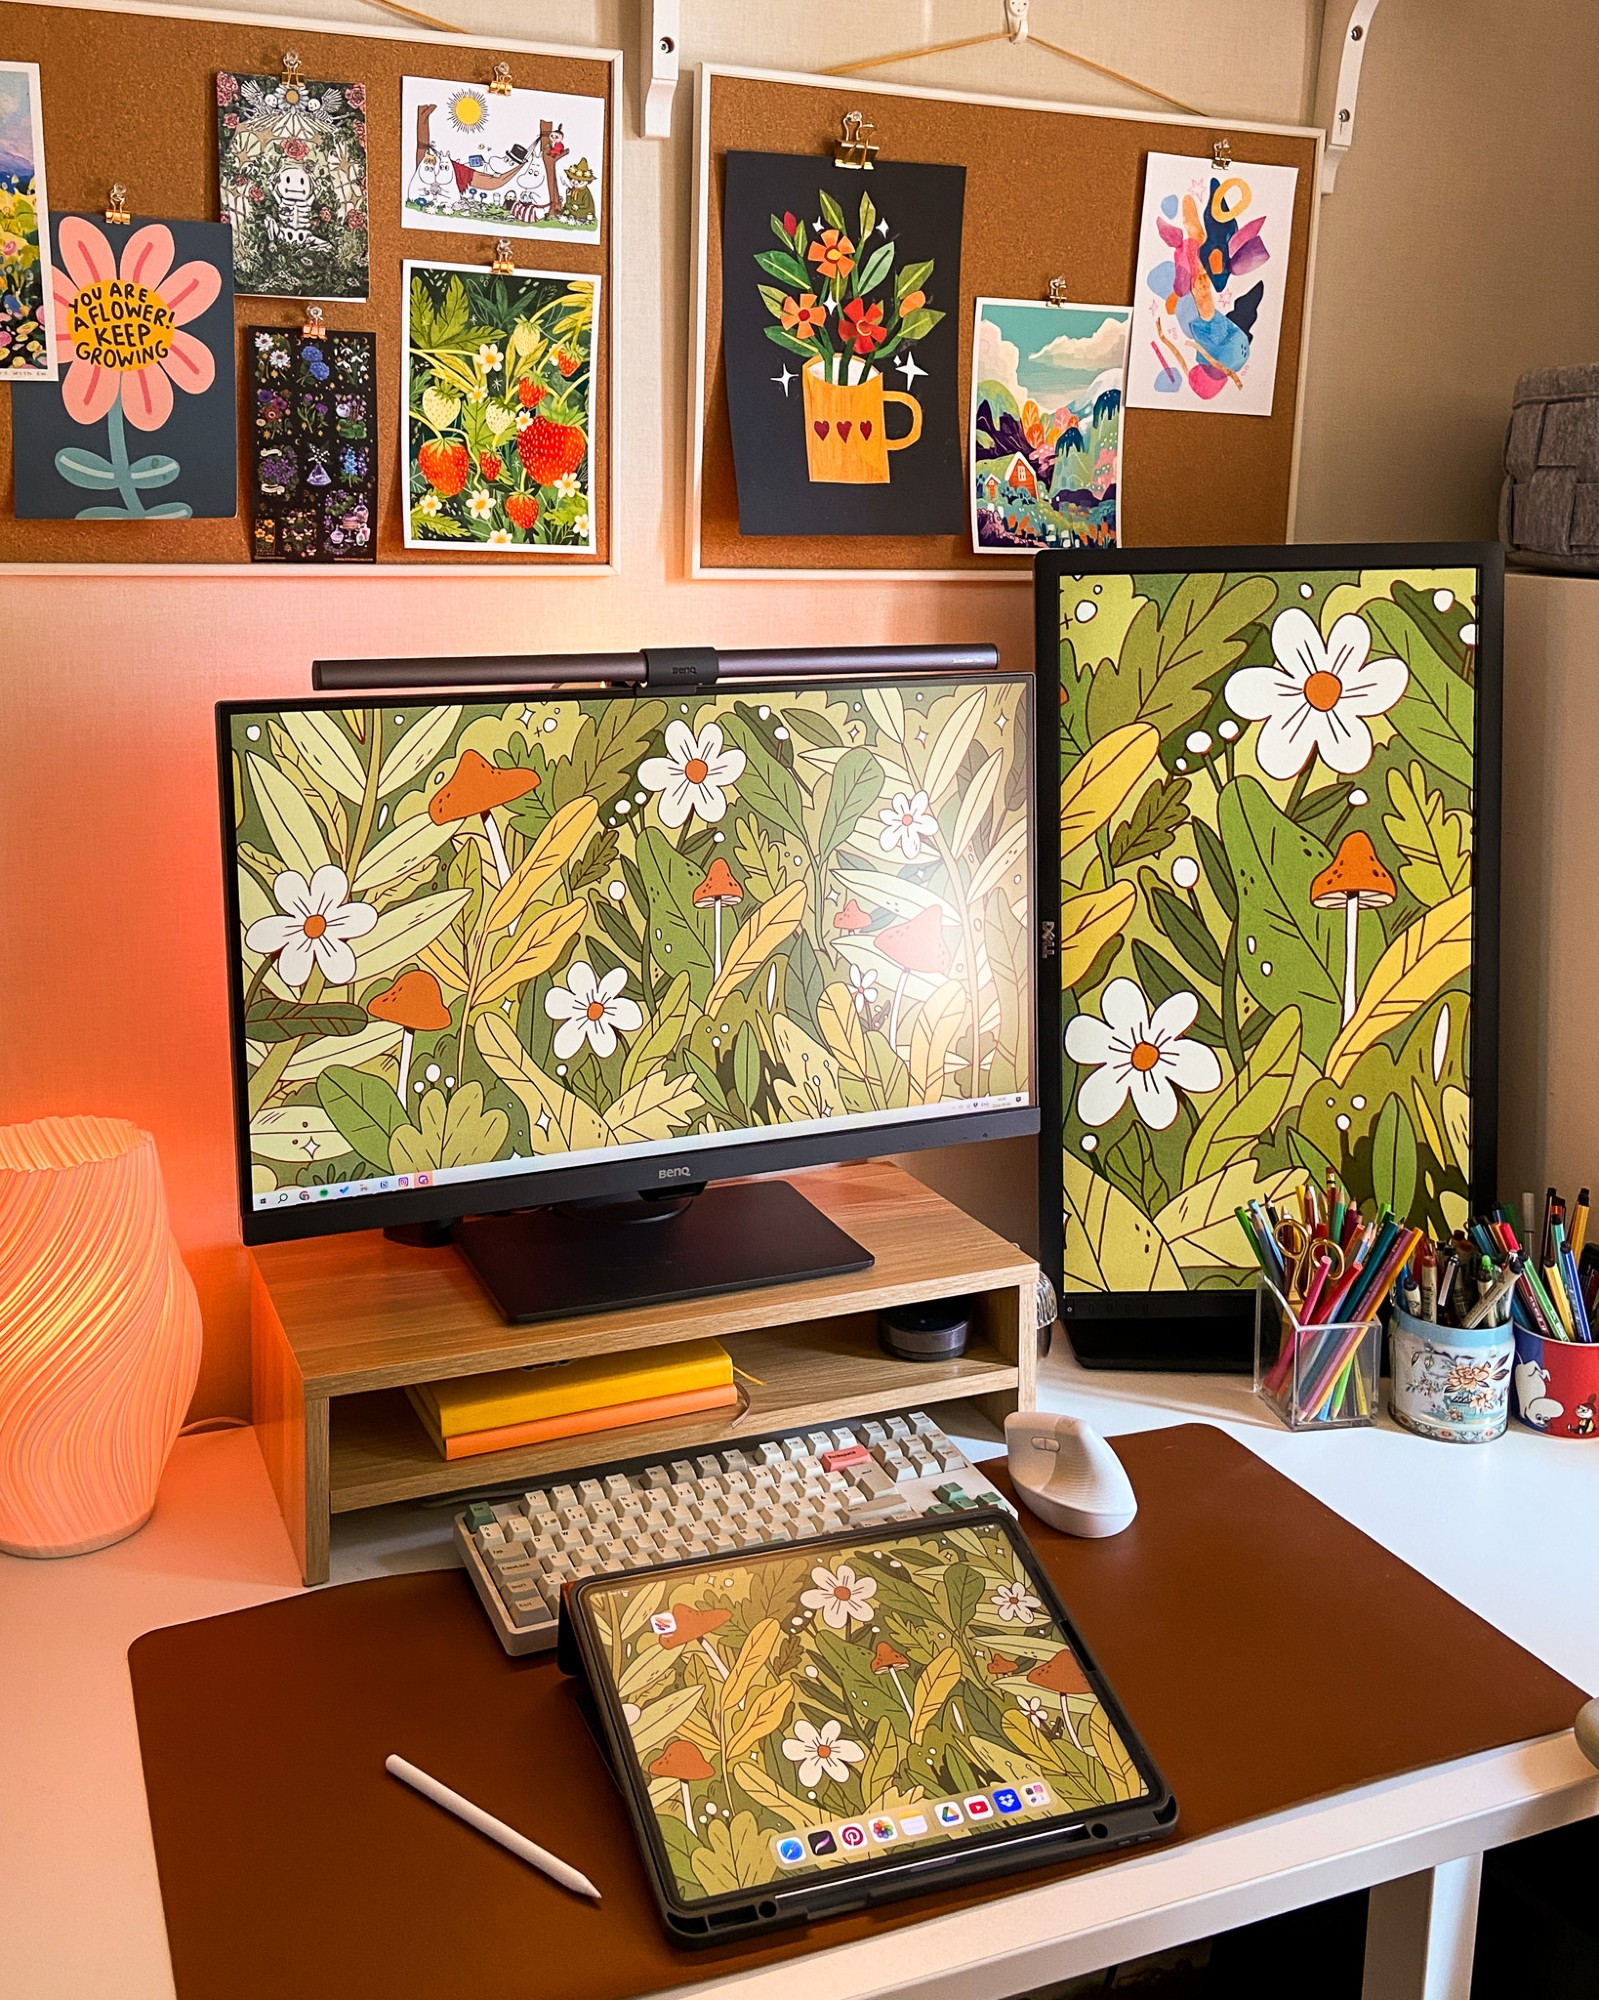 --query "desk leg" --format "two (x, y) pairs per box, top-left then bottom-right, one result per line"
(1361, 1855), (1483, 2000)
